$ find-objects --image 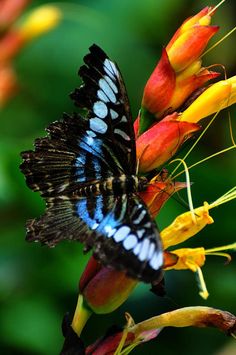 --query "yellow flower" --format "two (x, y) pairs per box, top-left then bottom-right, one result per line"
(179, 76), (236, 123)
